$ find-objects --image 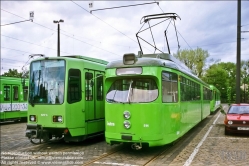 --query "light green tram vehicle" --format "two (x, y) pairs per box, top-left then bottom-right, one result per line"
(105, 53), (214, 149)
(25, 55), (107, 143)
(0, 76), (28, 122)
(210, 85), (221, 114)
